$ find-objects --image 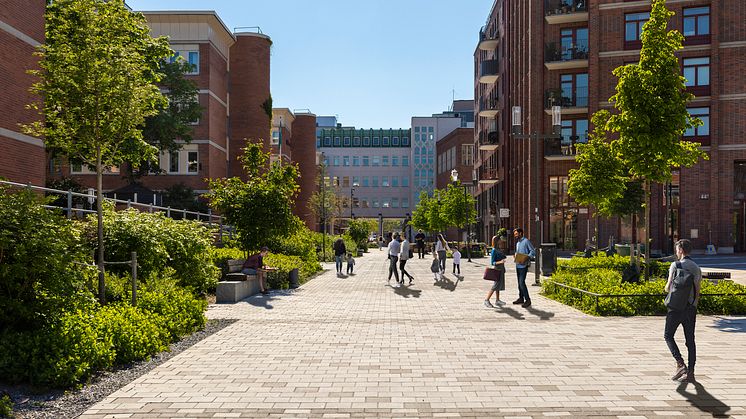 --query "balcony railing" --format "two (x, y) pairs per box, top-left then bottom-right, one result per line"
(545, 0), (587, 16)
(545, 136), (586, 157)
(479, 59), (499, 84)
(479, 167), (501, 184)
(479, 127), (500, 151)
(478, 96), (499, 118)
(545, 88), (588, 108)
(545, 41), (589, 62)
(478, 26), (499, 51)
